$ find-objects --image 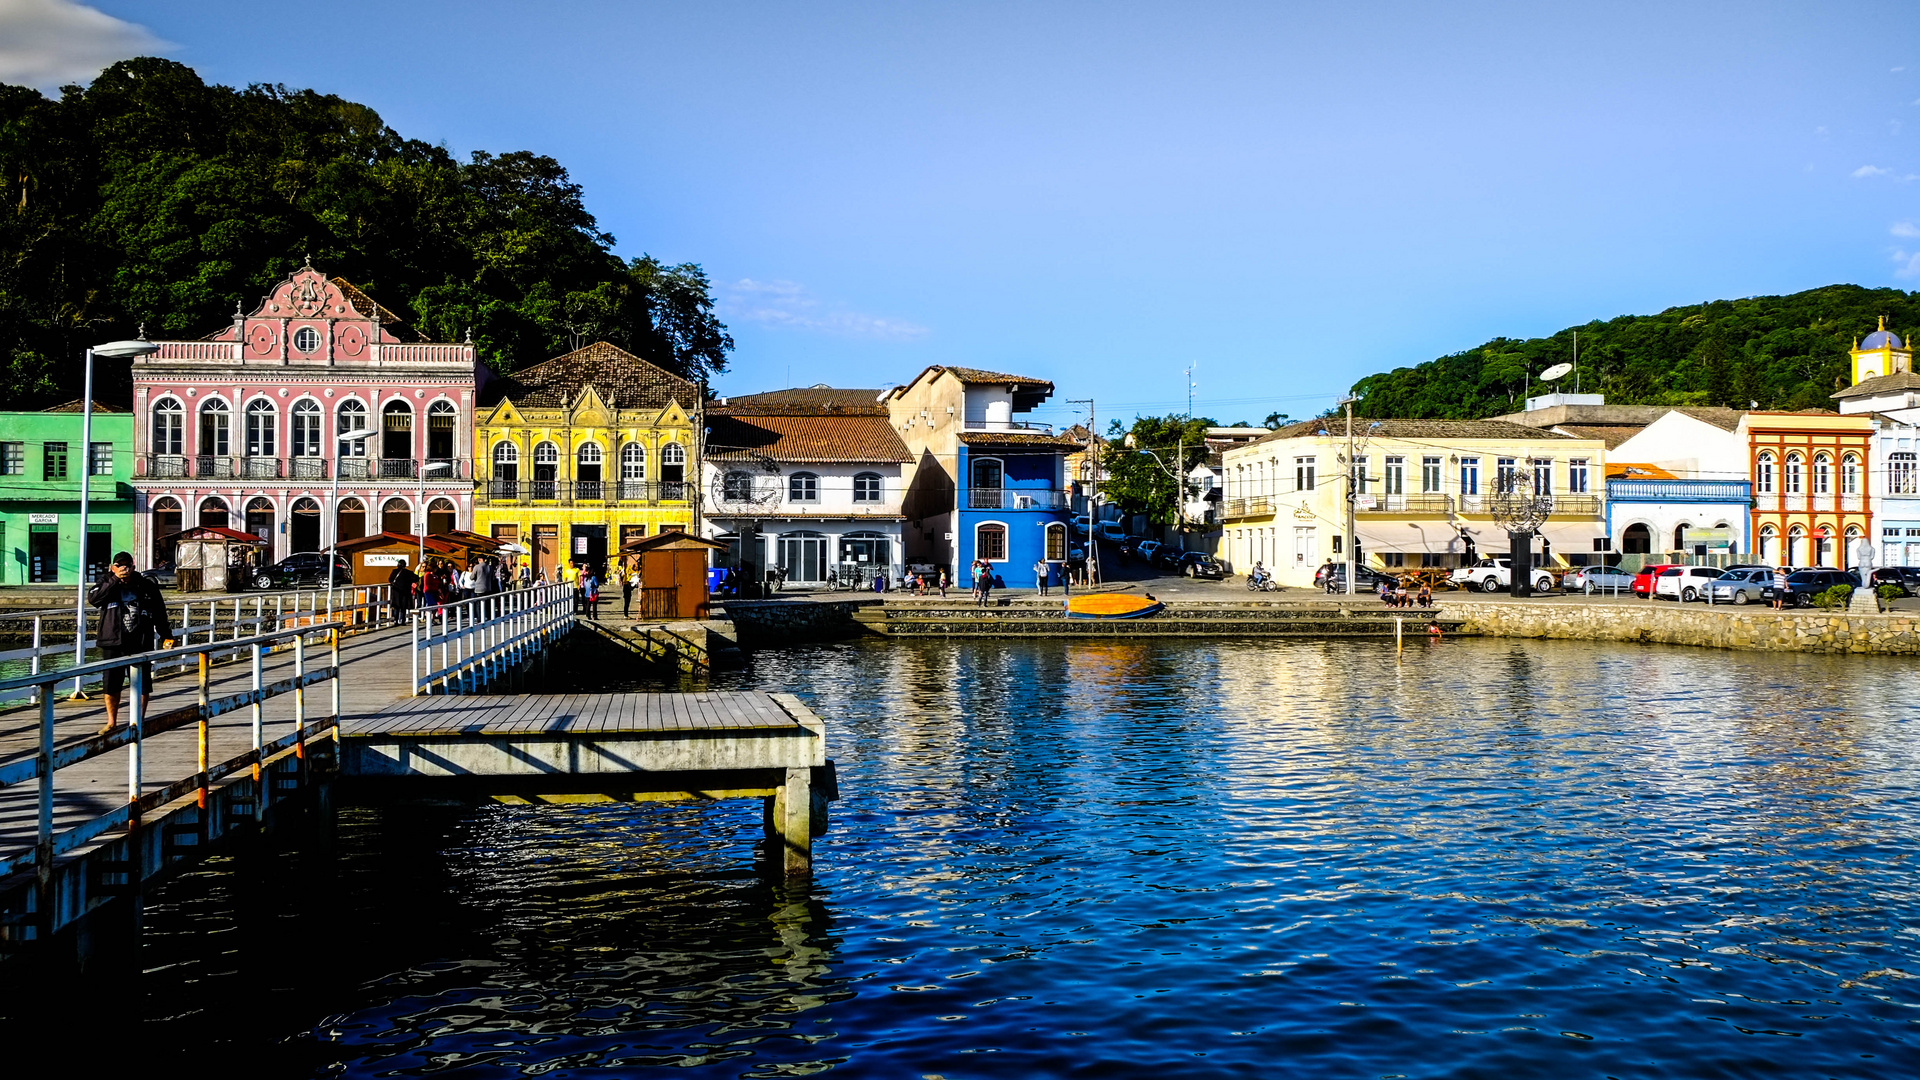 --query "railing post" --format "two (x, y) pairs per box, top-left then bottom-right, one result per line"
(329, 626), (341, 732)
(250, 641), (264, 783)
(129, 660), (147, 830)
(197, 650), (212, 810)
(410, 602), (420, 696)
(29, 616), (42, 706)
(36, 680), (55, 907)
(293, 632), (306, 763)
